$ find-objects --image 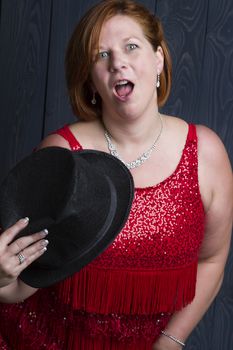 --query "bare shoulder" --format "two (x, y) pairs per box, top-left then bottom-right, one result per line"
(37, 133), (70, 150)
(197, 125), (233, 245)
(196, 124), (232, 185)
(196, 124), (229, 159)
(164, 114), (188, 130)
(162, 115), (189, 147)
(69, 120), (99, 137)
(37, 121), (96, 150)
(196, 125), (233, 259)
(37, 119), (104, 151)
(69, 119), (105, 150)
(197, 124), (232, 207)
